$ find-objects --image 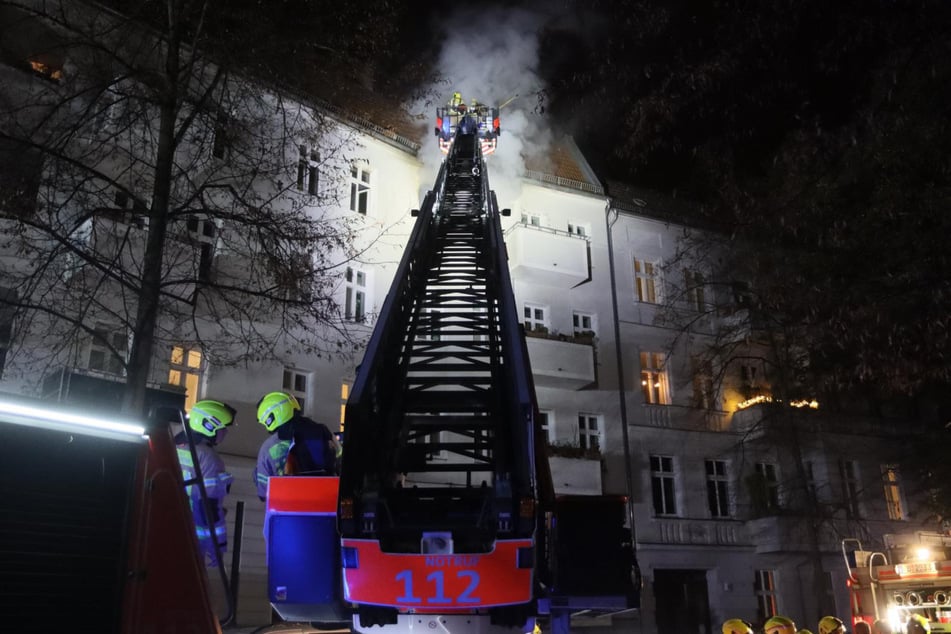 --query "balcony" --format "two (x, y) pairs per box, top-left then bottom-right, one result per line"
(639, 403), (730, 432)
(548, 449), (602, 495)
(525, 330), (595, 389)
(640, 517), (747, 547)
(505, 223), (589, 287)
